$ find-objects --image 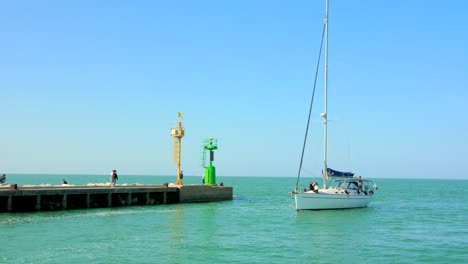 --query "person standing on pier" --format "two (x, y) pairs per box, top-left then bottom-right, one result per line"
(0, 174), (6, 184)
(111, 169), (118, 187)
